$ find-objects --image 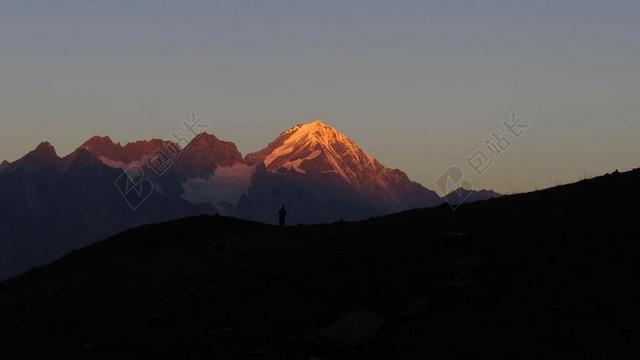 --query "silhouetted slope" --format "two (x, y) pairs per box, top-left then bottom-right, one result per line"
(444, 187), (501, 205)
(1, 168), (639, 359)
